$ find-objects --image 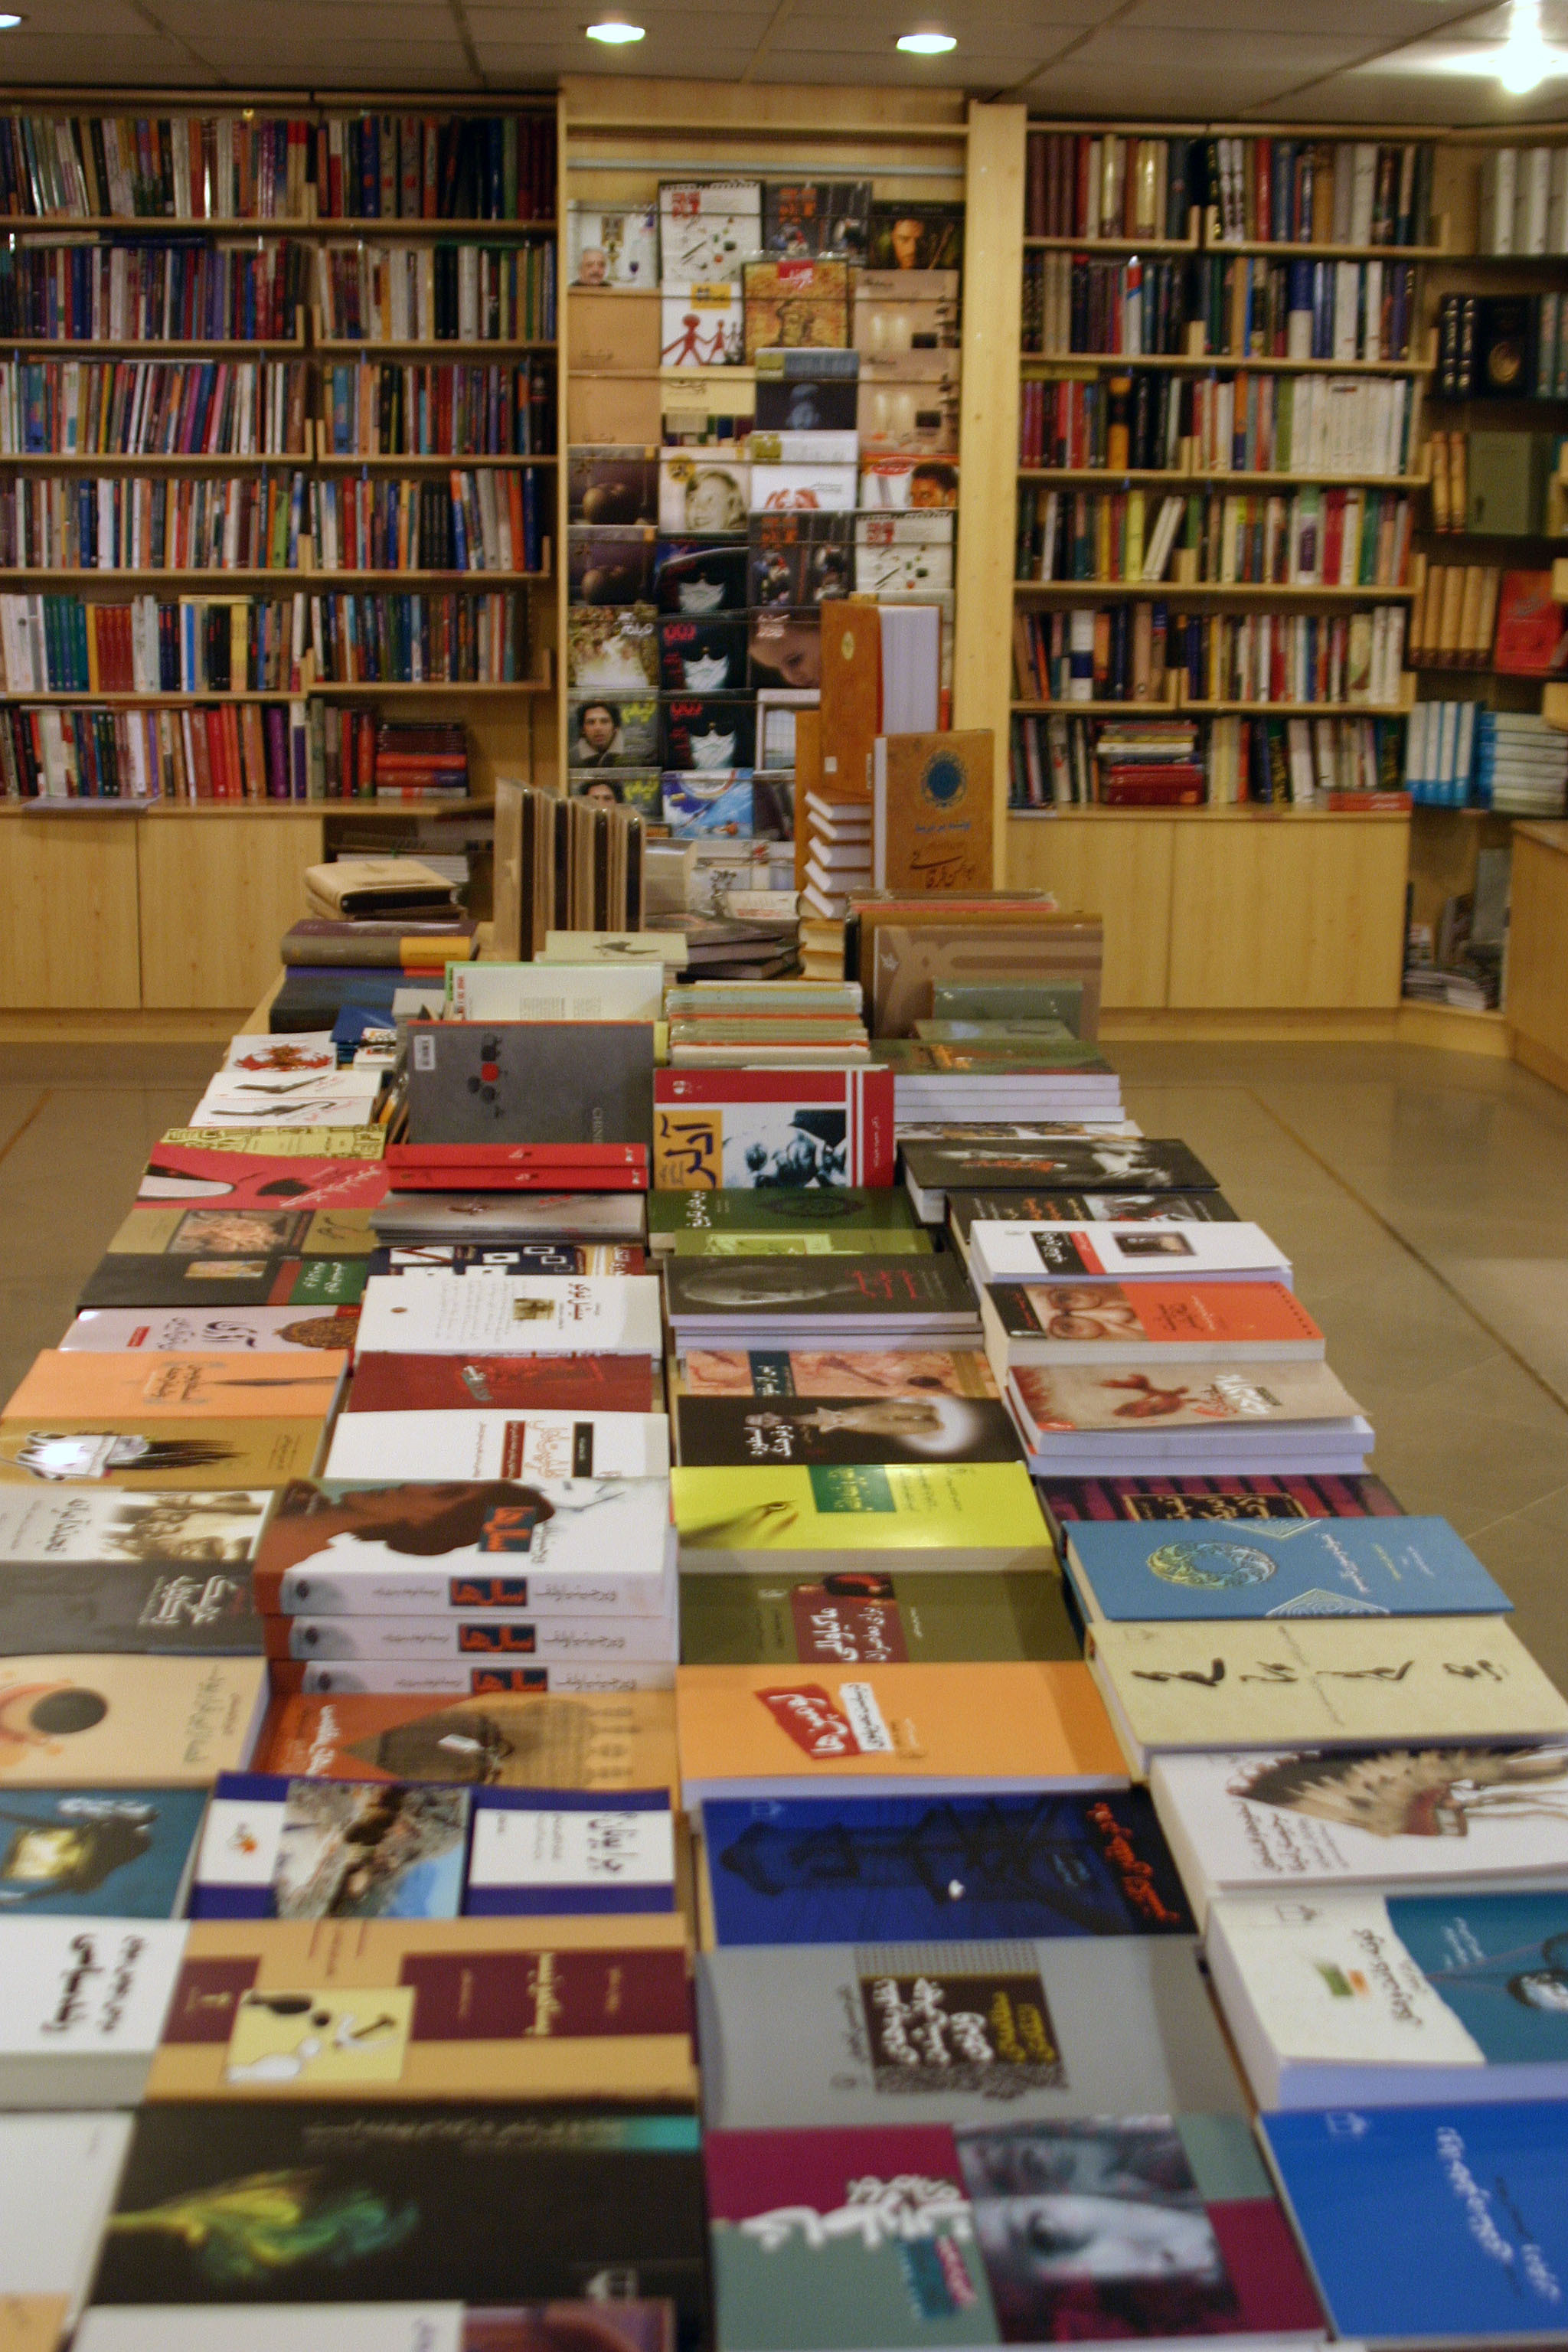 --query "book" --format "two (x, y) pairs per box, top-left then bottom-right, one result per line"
(679, 1570), (1080, 1666)
(701, 1785), (1193, 1945)
(675, 1661), (1125, 1809)
(982, 1282), (1325, 1373)
(1035, 1472), (1403, 1543)
(345, 1354), (656, 1413)
(653, 1070), (895, 1191)
(871, 730), (995, 894)
(253, 1478), (675, 1616)
(446, 963), (665, 1023)
(104, 1204), (375, 1263)
(697, 1936), (1243, 2128)
(142, 1916), (696, 2105)
(906, 1142), (1214, 1221)
(675, 1349), (998, 1400)
(949, 1191), (1240, 1241)
(370, 1194), (647, 1245)
(0, 1419), (328, 1490)
(674, 1392), (1023, 1467)
(77, 1255), (368, 1312)
(404, 1021), (656, 1148)
(0, 1481), (268, 1573)
(268, 1608), (677, 1668)
(86, 2102), (707, 2328)
(0, 1786), (207, 1918)
(0, 2111), (132, 2350)
(64, 1306), (364, 1354)
(1086, 1618), (1568, 1775)
(77, 2305), (678, 2352)
(647, 1189), (919, 1250)
(674, 1463), (1054, 1572)
(465, 1788), (677, 1916)
(4, 1351), (347, 1423)
(1210, 1886), (1568, 2109)
(0, 1656), (266, 1784)
(137, 1145), (390, 1213)
(969, 1220), (1291, 1288)
(0, 1916), (188, 2106)
(192, 1772), (472, 1919)
(325, 1410), (671, 1481)
(1150, 1743), (1568, 1923)
(707, 2115), (1322, 2350)
(256, 1688), (680, 1792)
(0, 1558), (263, 1656)
(354, 1275), (663, 1360)
(1064, 1515), (1509, 1622)
(664, 1256), (979, 1344)
(1006, 1360), (1374, 1477)
(271, 1659), (678, 1700)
